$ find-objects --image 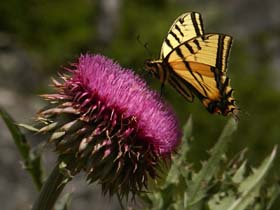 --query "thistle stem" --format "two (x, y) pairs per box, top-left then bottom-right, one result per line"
(31, 161), (72, 210)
